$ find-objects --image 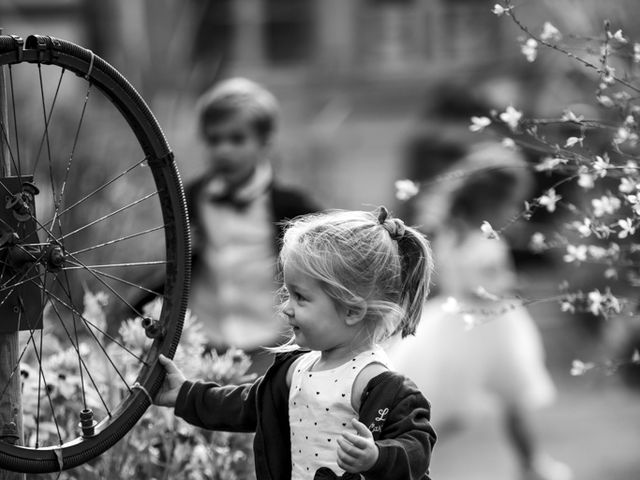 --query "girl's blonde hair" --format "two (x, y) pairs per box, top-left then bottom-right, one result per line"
(278, 207), (433, 344)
